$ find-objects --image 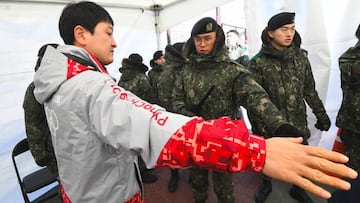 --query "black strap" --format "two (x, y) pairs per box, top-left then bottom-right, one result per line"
(191, 84), (216, 115)
(134, 163), (144, 200)
(62, 53), (100, 72)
